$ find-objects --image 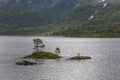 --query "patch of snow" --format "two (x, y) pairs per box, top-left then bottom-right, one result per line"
(103, 3), (107, 8)
(95, 11), (98, 14)
(88, 15), (94, 20)
(102, 0), (105, 2)
(98, 0), (105, 3)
